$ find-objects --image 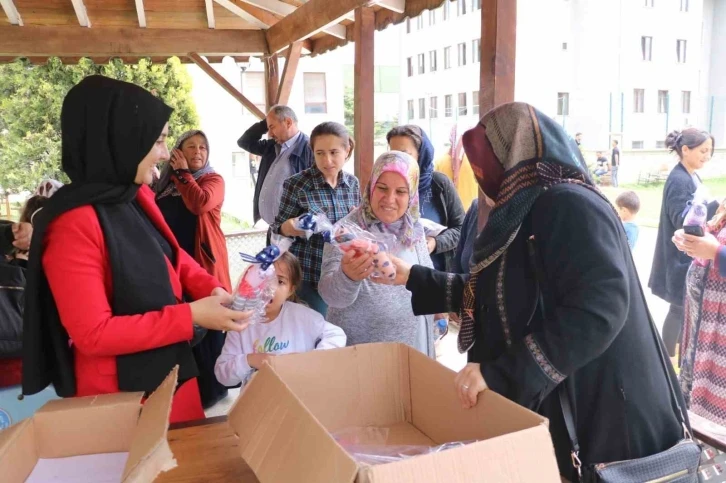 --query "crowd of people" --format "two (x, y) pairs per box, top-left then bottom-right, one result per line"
(0, 74), (722, 480)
